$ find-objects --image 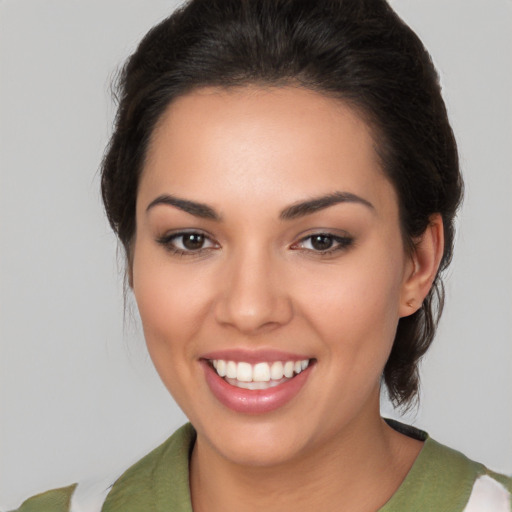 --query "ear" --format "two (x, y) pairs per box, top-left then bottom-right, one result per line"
(399, 213), (444, 318)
